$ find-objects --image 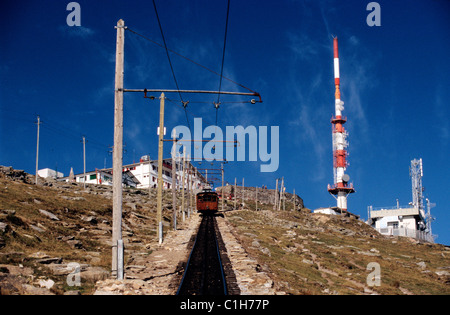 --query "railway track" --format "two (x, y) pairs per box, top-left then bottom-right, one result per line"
(177, 214), (237, 295)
